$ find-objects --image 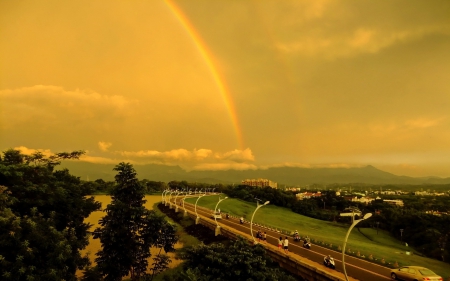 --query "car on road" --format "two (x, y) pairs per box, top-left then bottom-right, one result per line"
(390, 266), (442, 281)
(211, 212), (222, 219)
